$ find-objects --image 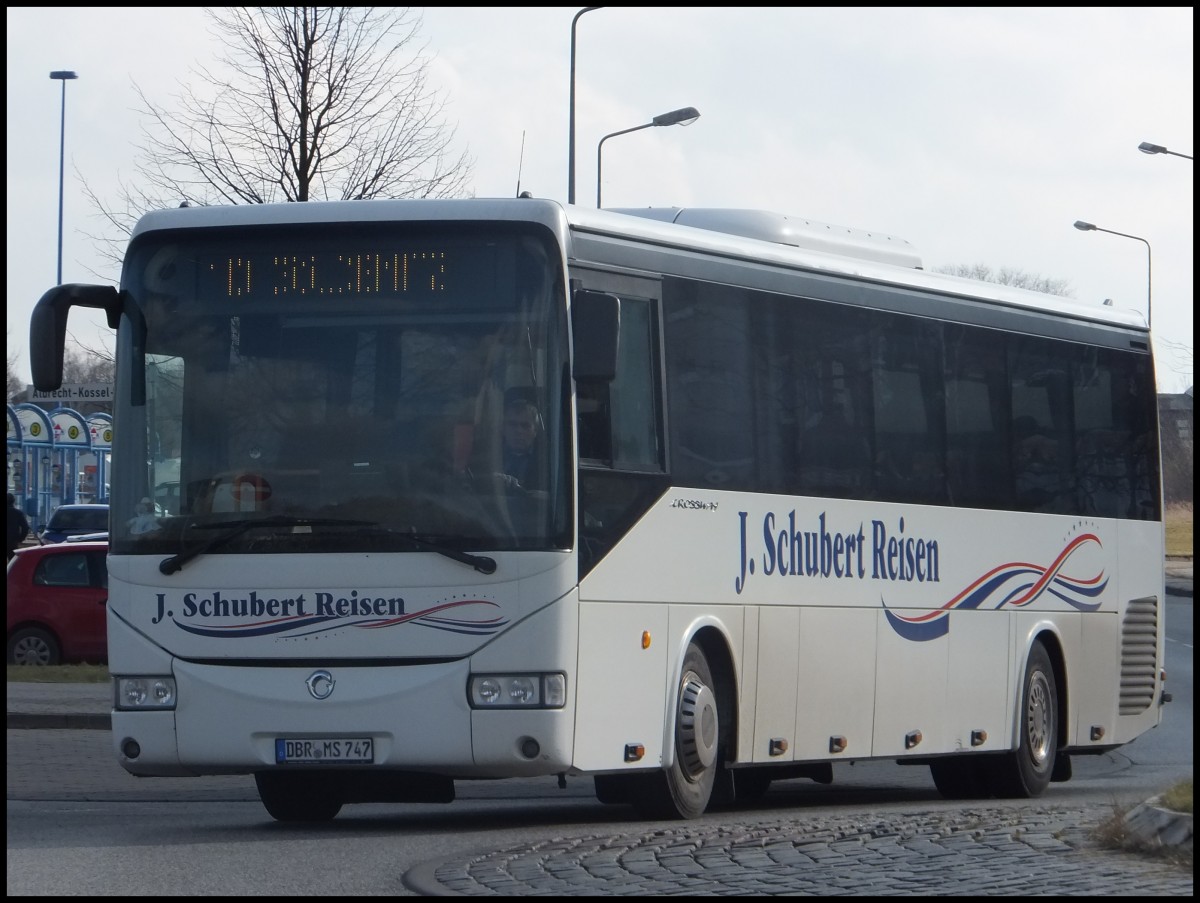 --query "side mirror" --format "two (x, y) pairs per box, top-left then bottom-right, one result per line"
(30, 284), (121, 391)
(571, 290), (620, 382)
